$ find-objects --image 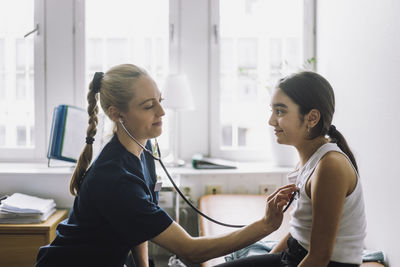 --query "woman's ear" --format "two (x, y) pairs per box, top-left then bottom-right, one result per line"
(306, 109), (321, 128)
(108, 106), (121, 123)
